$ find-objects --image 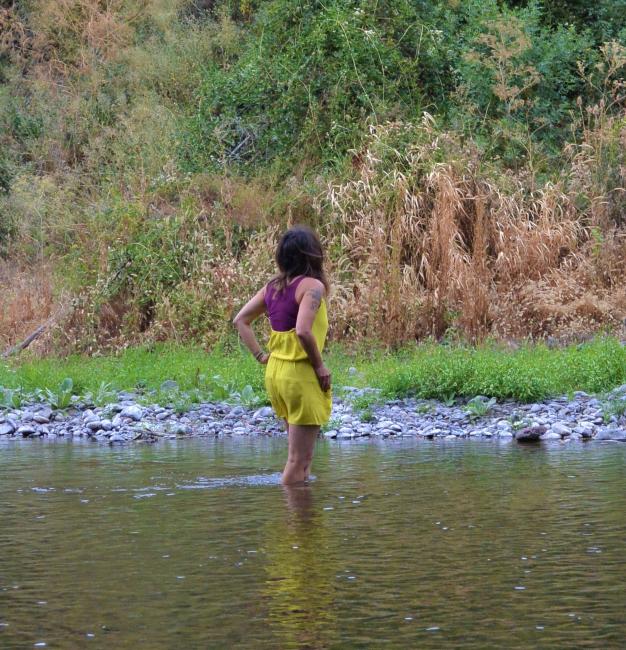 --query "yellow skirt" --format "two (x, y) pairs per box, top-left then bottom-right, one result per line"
(265, 356), (332, 426)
